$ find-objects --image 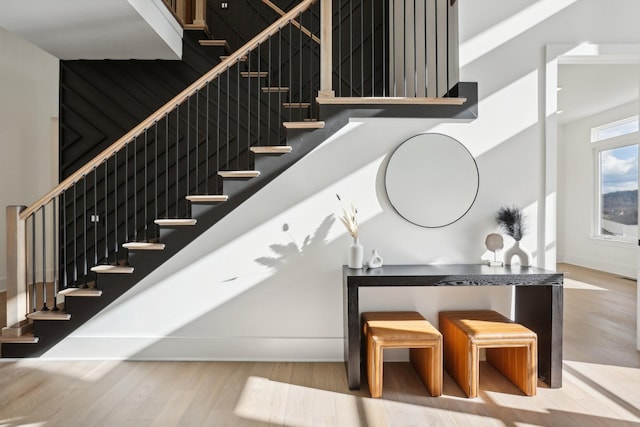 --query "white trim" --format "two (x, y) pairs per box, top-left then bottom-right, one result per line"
(559, 253), (637, 280)
(41, 336), (344, 360)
